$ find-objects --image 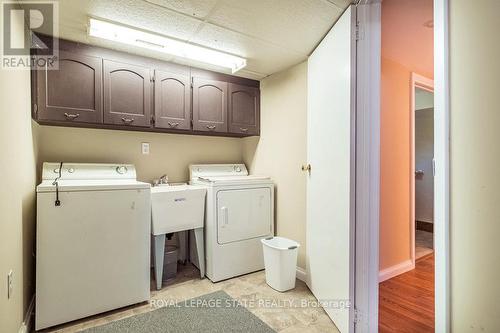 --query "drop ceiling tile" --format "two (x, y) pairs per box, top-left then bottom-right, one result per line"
(143, 0), (219, 19)
(58, 0), (202, 42)
(325, 0), (352, 8)
(207, 0), (344, 54)
(191, 23), (306, 76)
(54, 0), (349, 78)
